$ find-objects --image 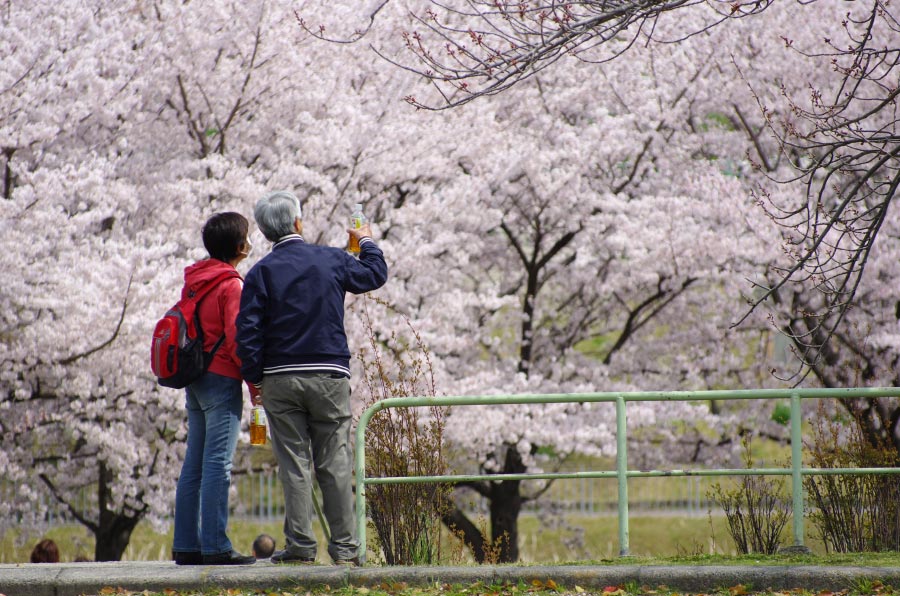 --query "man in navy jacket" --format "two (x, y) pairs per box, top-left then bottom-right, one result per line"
(236, 191), (387, 565)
